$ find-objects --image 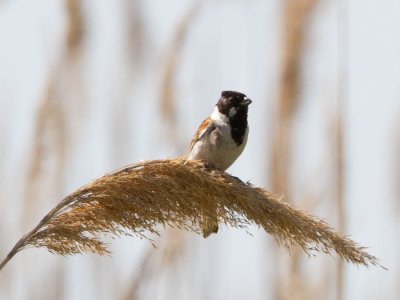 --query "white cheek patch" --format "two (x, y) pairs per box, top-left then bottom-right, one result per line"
(211, 106), (229, 123)
(229, 107), (237, 118)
